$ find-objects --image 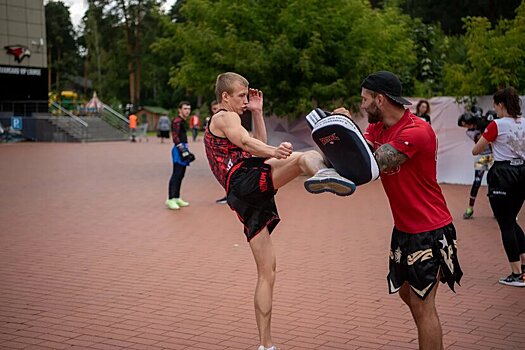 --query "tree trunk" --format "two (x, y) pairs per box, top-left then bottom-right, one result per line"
(134, 26), (141, 107)
(56, 48), (61, 92)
